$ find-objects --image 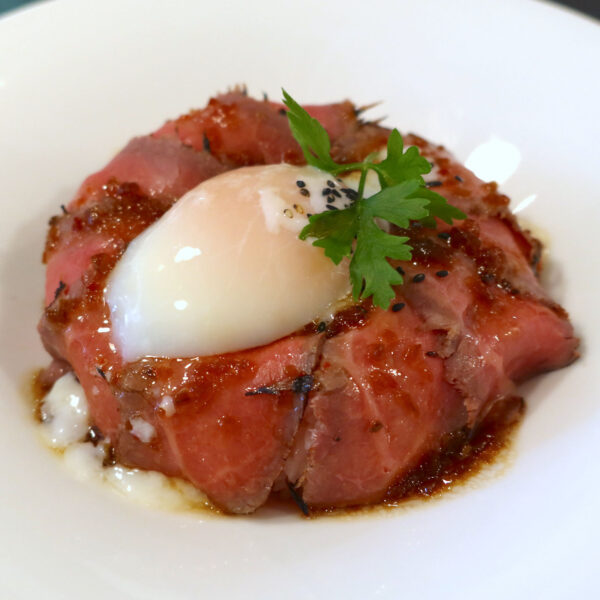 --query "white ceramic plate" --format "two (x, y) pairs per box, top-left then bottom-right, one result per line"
(1, 1), (598, 598)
